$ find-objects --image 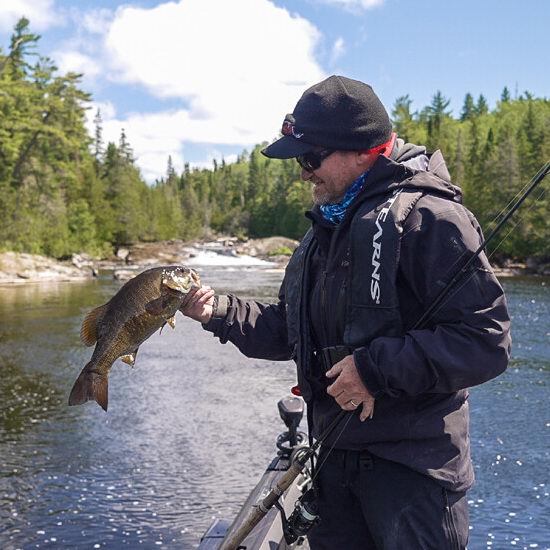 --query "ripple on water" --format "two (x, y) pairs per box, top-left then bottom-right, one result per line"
(1, 274), (549, 548)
